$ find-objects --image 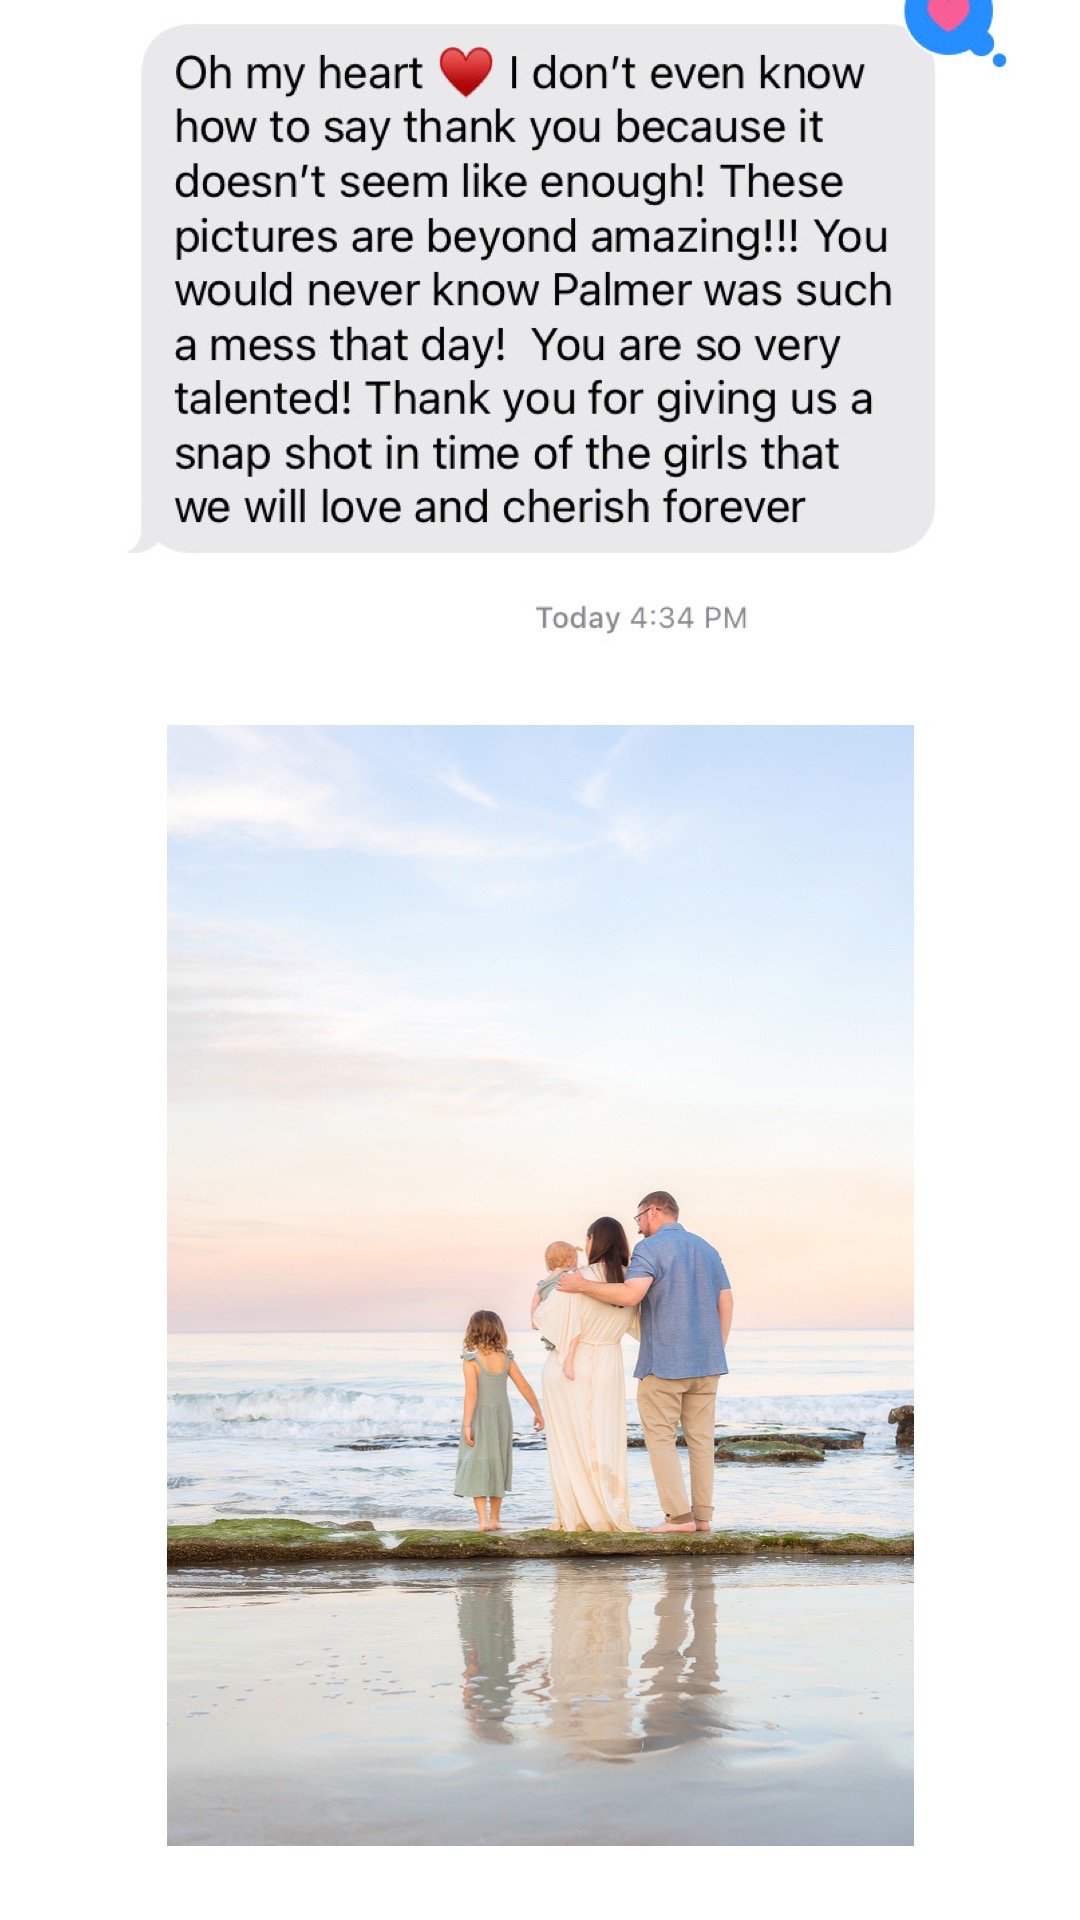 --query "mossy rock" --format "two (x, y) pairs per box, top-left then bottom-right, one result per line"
(167, 1519), (913, 1567)
(630, 1428), (863, 1454)
(715, 1440), (825, 1463)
